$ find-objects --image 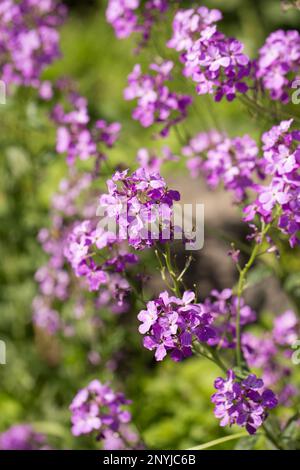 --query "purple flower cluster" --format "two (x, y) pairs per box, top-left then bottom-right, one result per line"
(0, 424), (48, 450)
(95, 273), (131, 314)
(32, 172), (96, 334)
(33, 163), (142, 335)
(32, 295), (61, 334)
(242, 310), (299, 404)
(52, 90), (121, 165)
(70, 380), (139, 449)
(65, 219), (138, 296)
(256, 30), (300, 103)
(99, 167), (180, 250)
(168, 7), (250, 101)
(273, 309), (299, 346)
(244, 119), (300, 247)
(182, 130), (224, 178)
(212, 370), (278, 434)
(106, 0), (139, 39)
(0, 0), (66, 92)
(138, 288), (257, 361)
(138, 290), (215, 361)
(204, 289), (256, 349)
(182, 131), (262, 202)
(124, 61), (192, 136)
(106, 0), (168, 47)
